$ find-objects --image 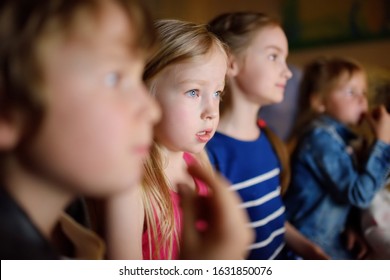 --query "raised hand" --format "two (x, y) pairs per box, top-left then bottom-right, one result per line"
(178, 162), (253, 259)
